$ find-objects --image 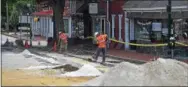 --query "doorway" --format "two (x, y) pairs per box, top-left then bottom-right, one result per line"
(100, 17), (106, 34)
